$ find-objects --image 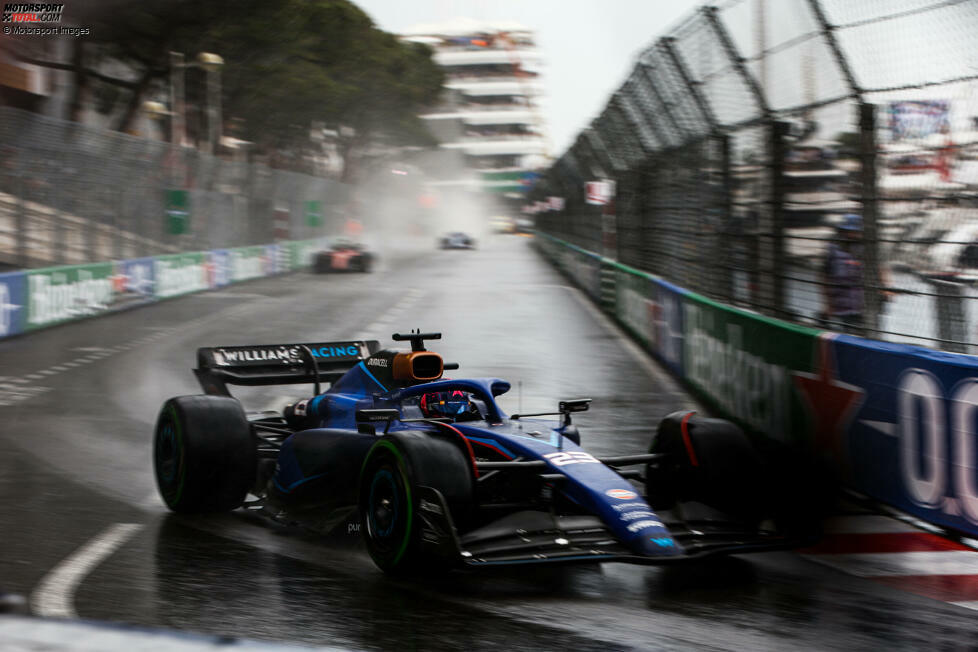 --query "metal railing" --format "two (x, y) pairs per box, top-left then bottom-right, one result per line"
(533, 0), (978, 352)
